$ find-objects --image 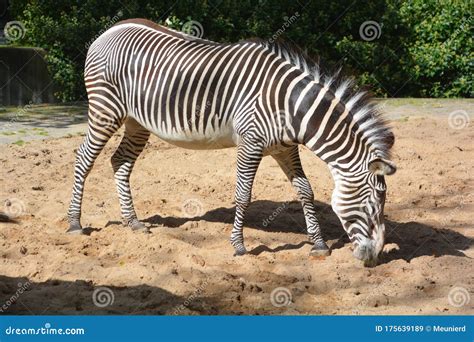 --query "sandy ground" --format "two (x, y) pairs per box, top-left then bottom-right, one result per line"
(0, 100), (473, 315)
